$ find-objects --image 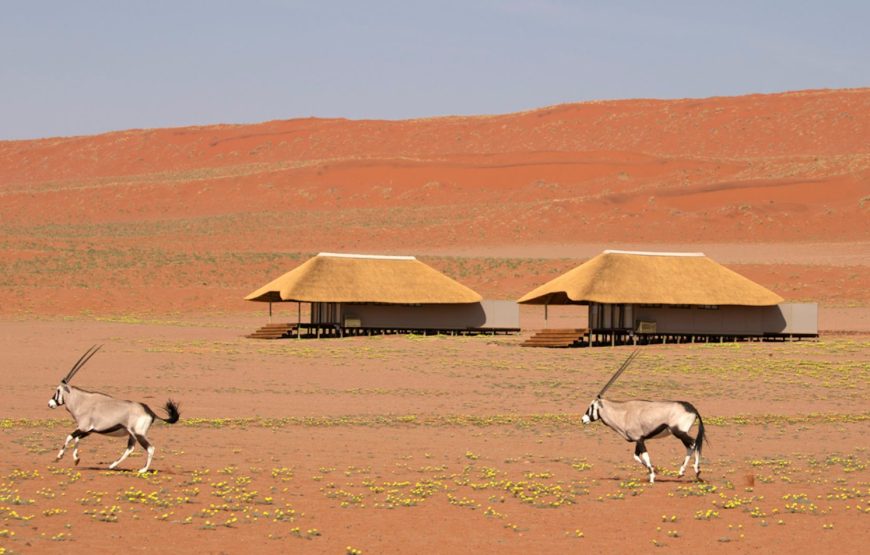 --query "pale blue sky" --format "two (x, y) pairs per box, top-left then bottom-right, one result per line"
(1, 0), (867, 140)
